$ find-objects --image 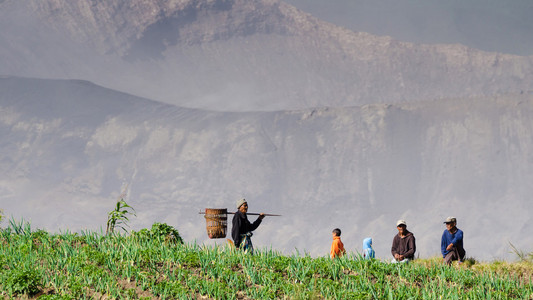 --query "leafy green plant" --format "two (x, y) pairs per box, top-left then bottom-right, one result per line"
(463, 256), (477, 267)
(133, 222), (184, 244)
(4, 268), (41, 296)
(106, 187), (136, 235)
